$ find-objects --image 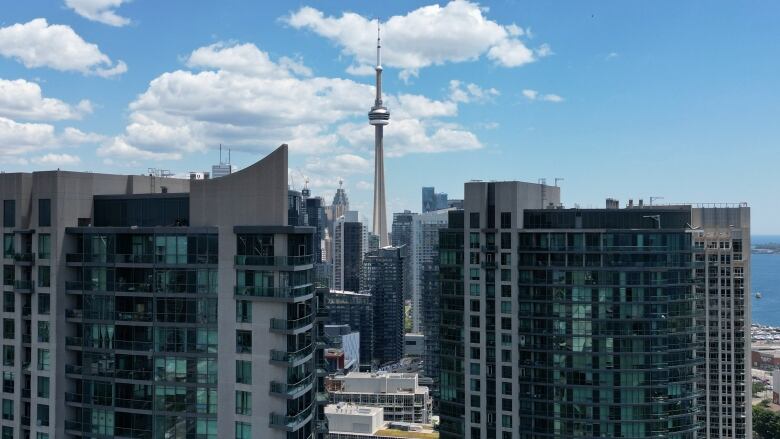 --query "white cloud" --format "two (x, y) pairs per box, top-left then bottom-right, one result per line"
(0, 18), (126, 76)
(31, 153), (81, 165)
(0, 115), (104, 163)
(65, 0), (131, 26)
(522, 88), (564, 103)
(0, 78), (92, 121)
(102, 42), (484, 162)
(449, 80), (499, 103)
(304, 154), (372, 176)
(606, 52), (619, 60)
(284, 2), (548, 78)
